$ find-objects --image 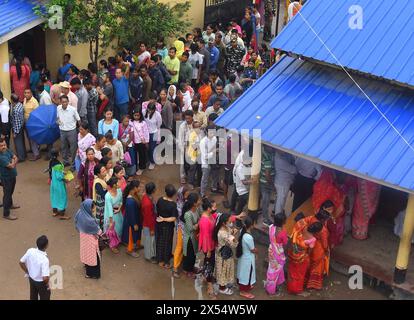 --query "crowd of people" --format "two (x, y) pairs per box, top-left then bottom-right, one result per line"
(7, 3), (382, 301)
